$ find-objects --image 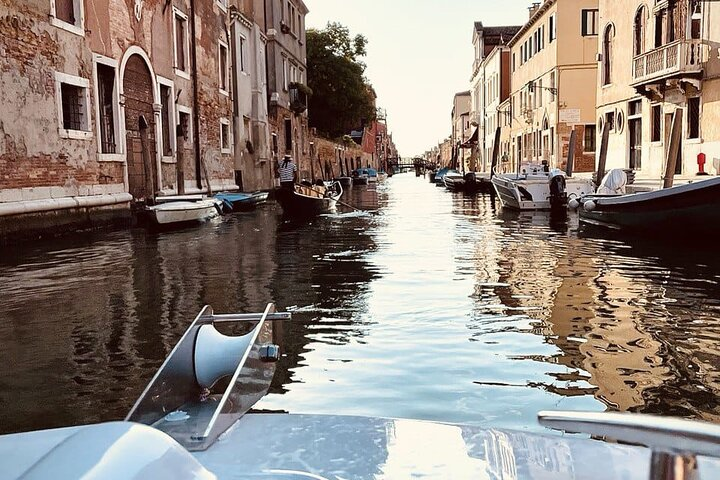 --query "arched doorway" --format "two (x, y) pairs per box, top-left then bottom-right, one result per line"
(123, 54), (156, 200)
